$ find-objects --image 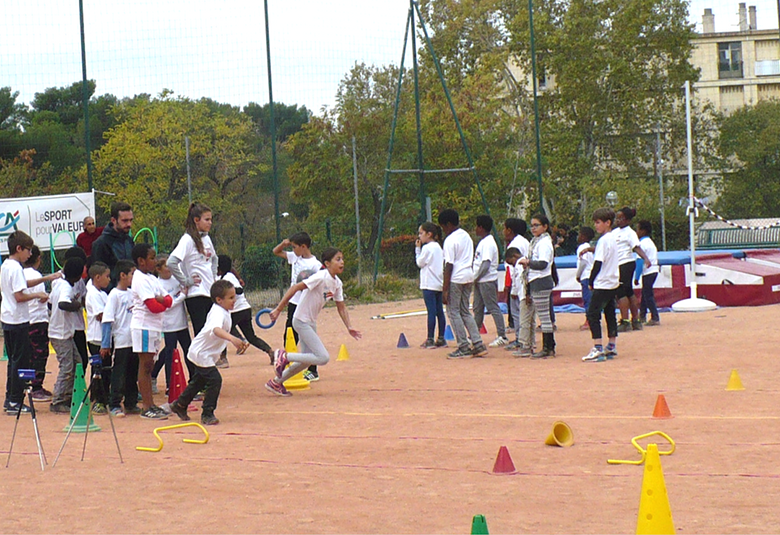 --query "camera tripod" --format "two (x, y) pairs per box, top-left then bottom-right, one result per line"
(52, 356), (124, 467)
(6, 369), (47, 471)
